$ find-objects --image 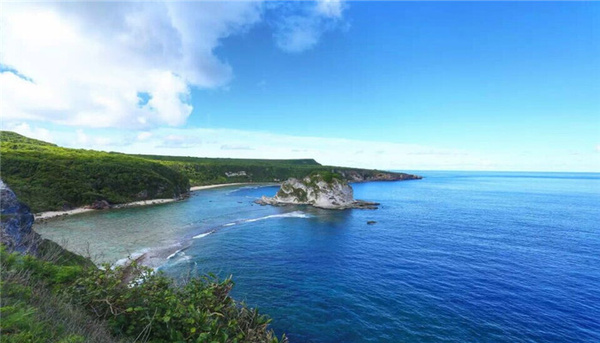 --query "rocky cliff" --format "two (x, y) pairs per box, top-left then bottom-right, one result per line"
(1, 180), (40, 253)
(336, 169), (422, 182)
(256, 173), (379, 210)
